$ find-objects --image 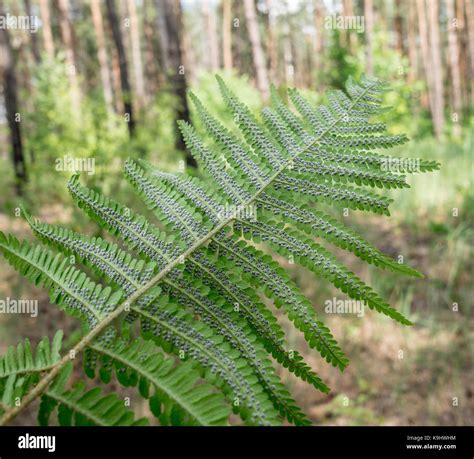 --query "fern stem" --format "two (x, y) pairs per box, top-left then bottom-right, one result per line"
(0, 81), (376, 426)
